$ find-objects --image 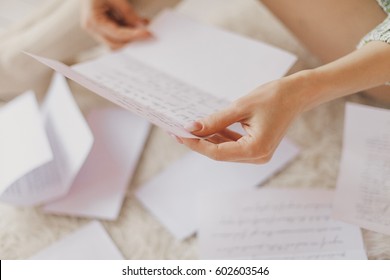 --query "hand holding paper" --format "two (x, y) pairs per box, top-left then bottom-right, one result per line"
(181, 79), (304, 163)
(28, 9), (296, 138)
